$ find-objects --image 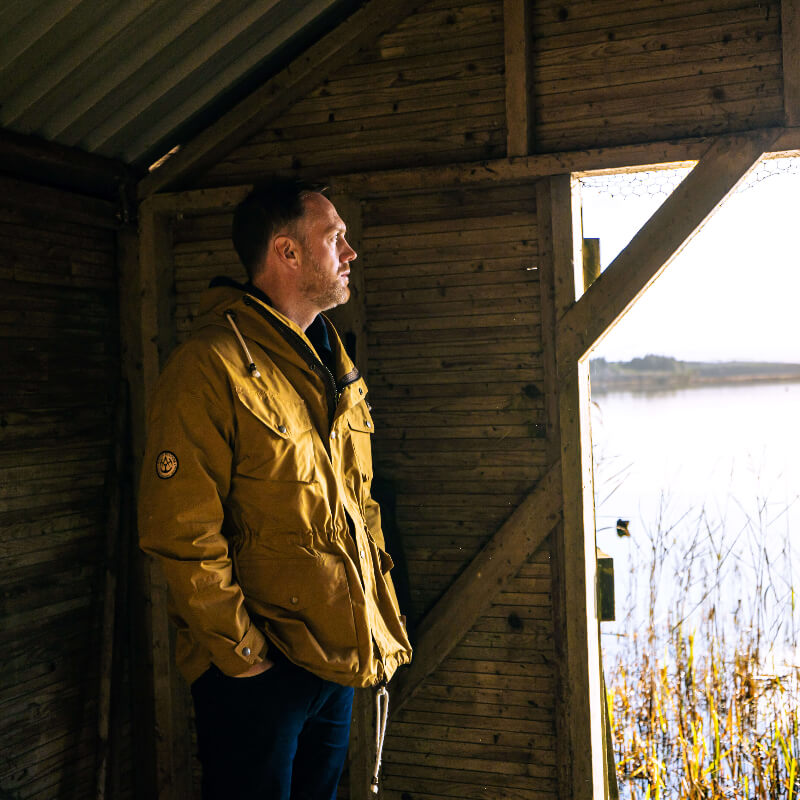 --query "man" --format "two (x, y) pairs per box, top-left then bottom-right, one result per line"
(138, 177), (412, 799)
